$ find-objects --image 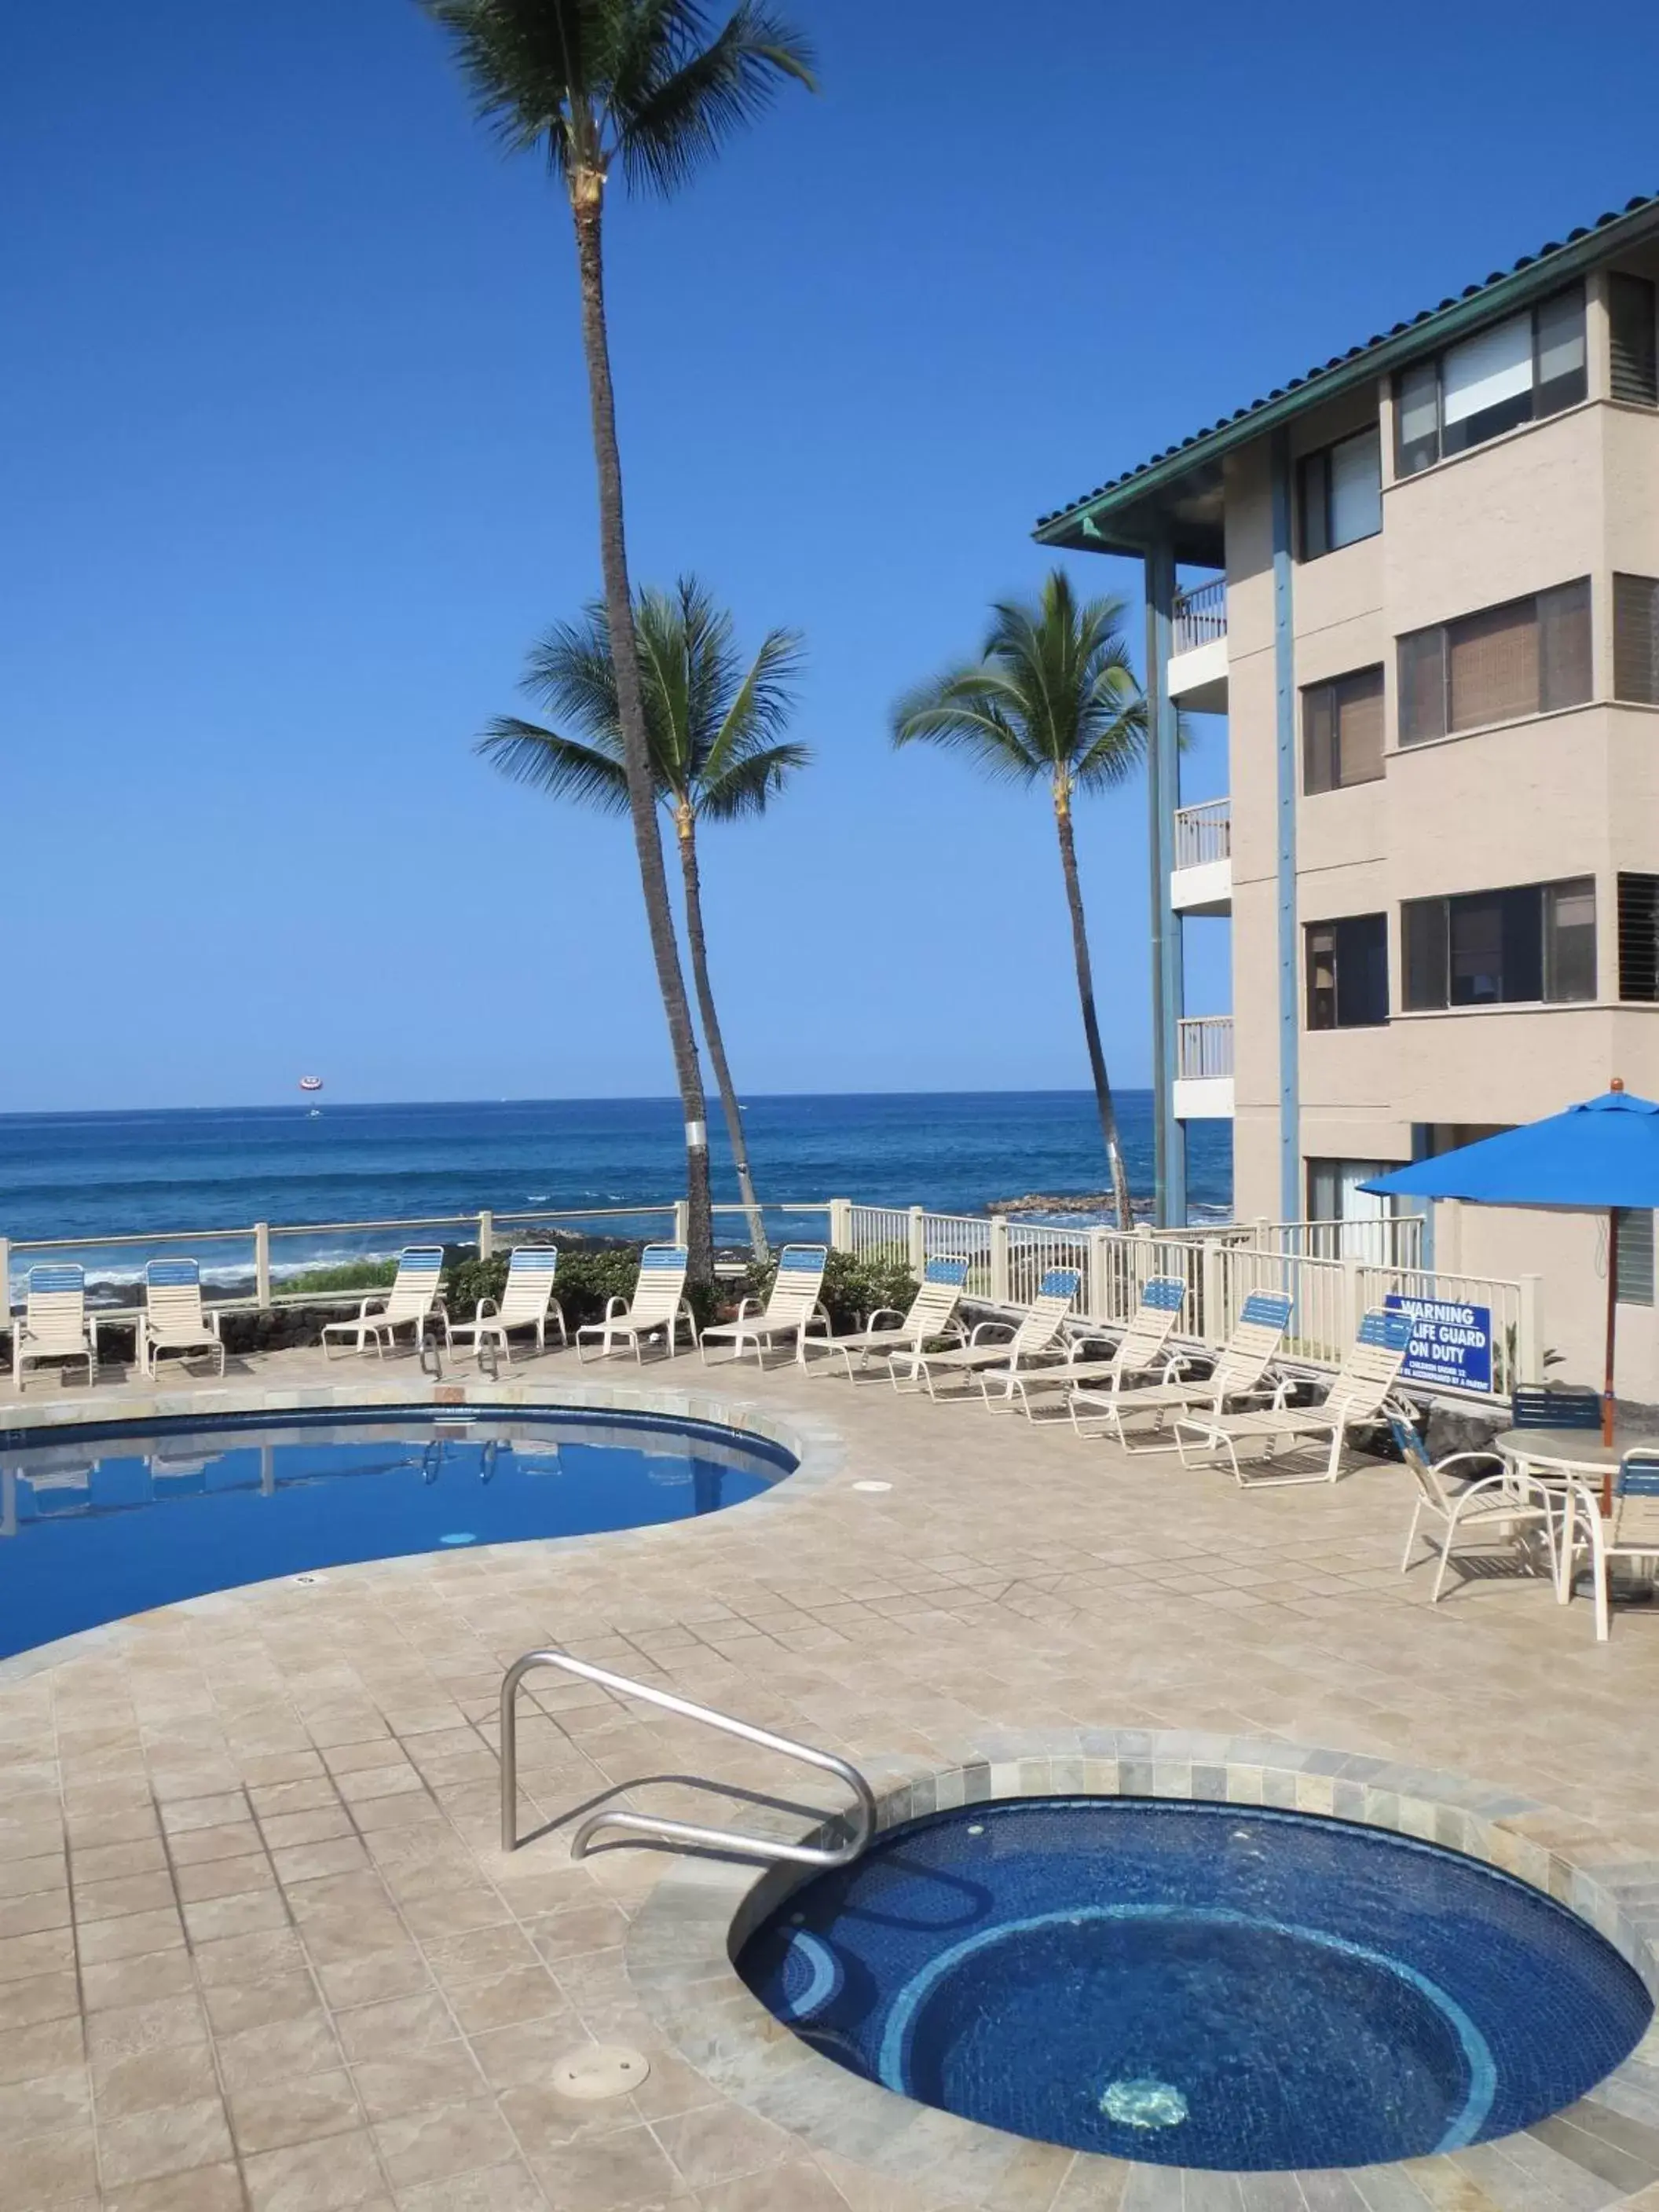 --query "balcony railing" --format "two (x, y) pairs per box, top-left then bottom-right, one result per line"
(1173, 577), (1227, 655)
(1174, 797), (1231, 870)
(1177, 1014), (1233, 1081)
